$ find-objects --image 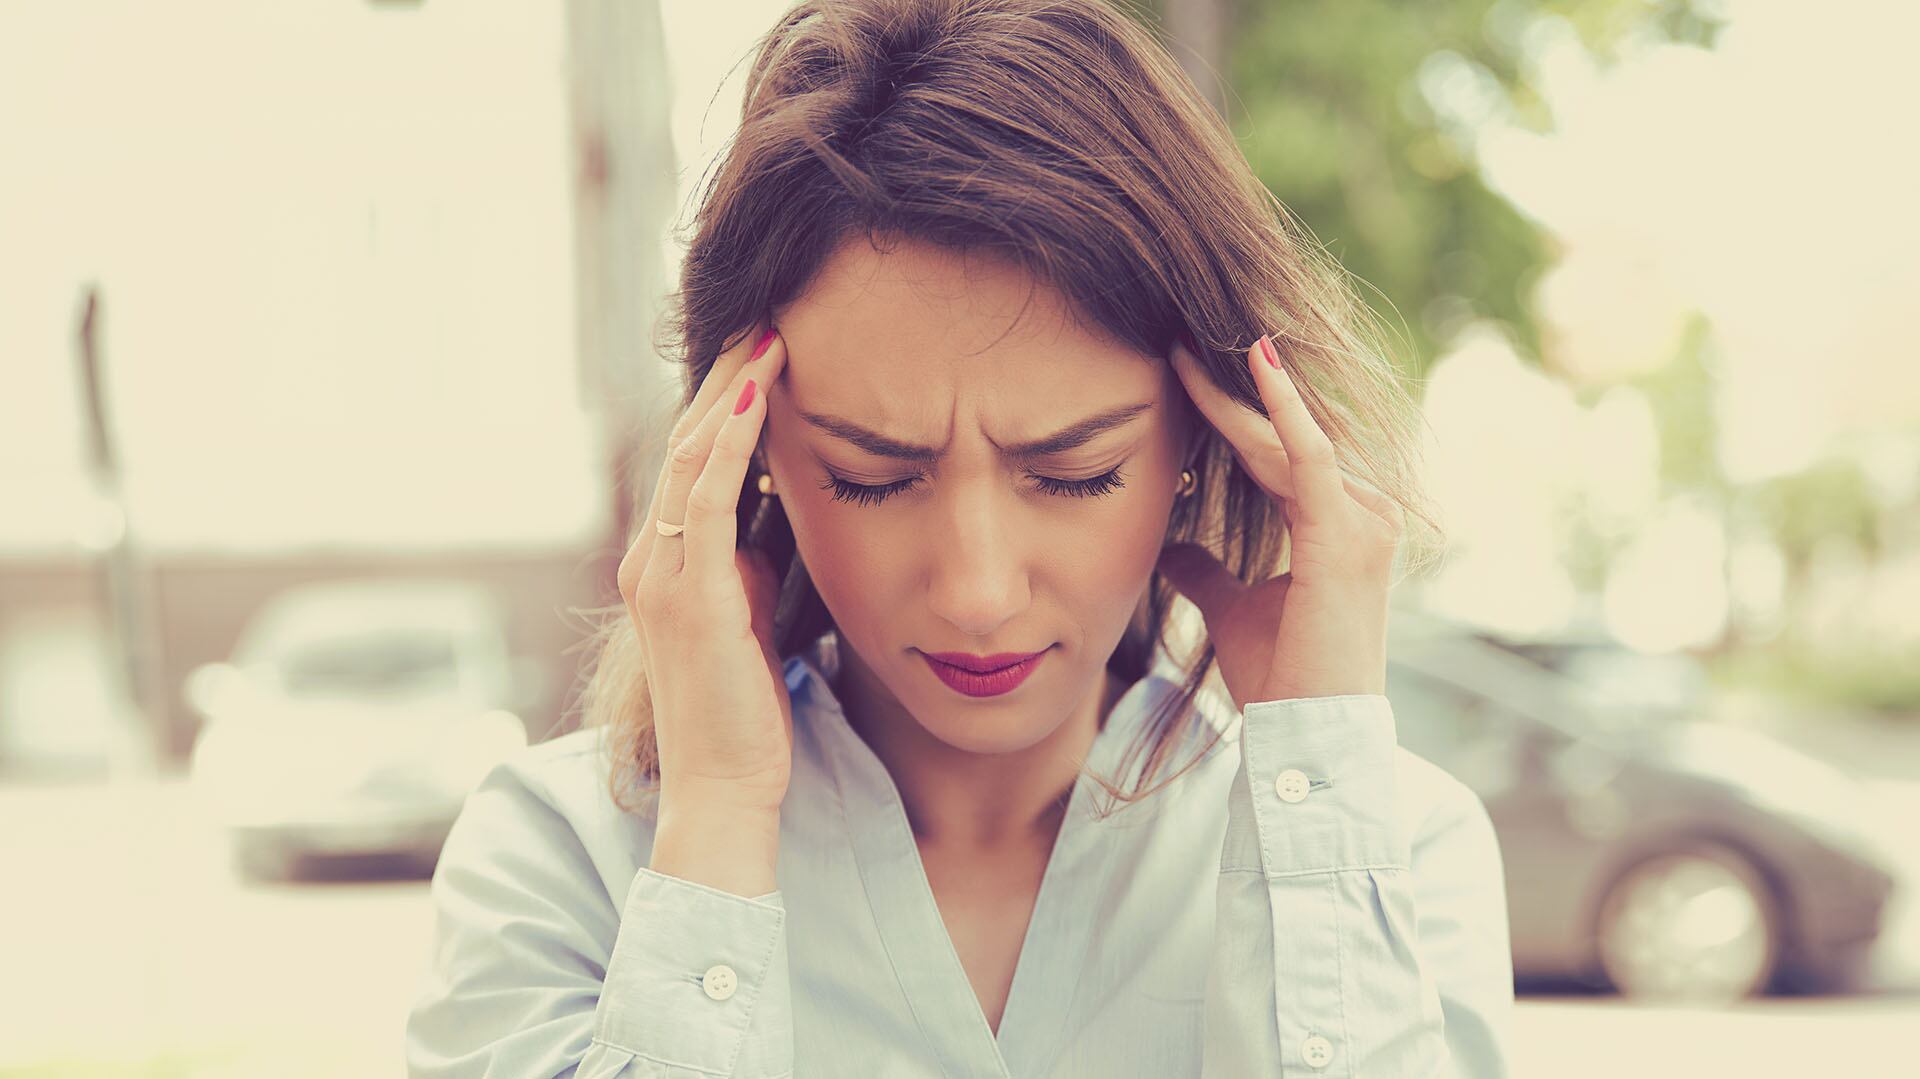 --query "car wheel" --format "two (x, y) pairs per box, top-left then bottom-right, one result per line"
(1594, 839), (1783, 1004)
